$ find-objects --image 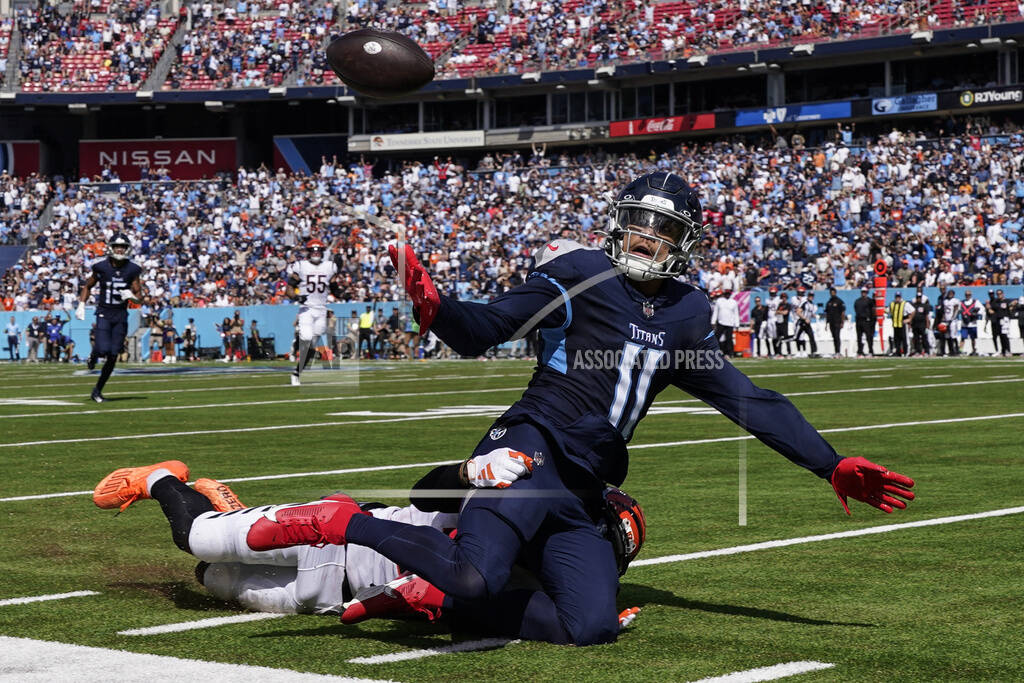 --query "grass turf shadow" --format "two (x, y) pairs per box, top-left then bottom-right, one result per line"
(618, 582), (876, 627)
